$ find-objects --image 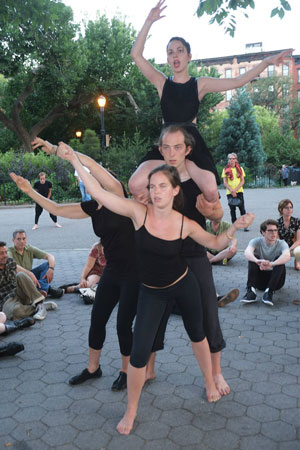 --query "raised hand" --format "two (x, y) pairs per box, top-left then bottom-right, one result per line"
(267, 49), (293, 66)
(32, 137), (54, 154)
(9, 172), (32, 194)
(56, 142), (76, 162)
(147, 0), (167, 24)
(234, 213), (255, 230)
